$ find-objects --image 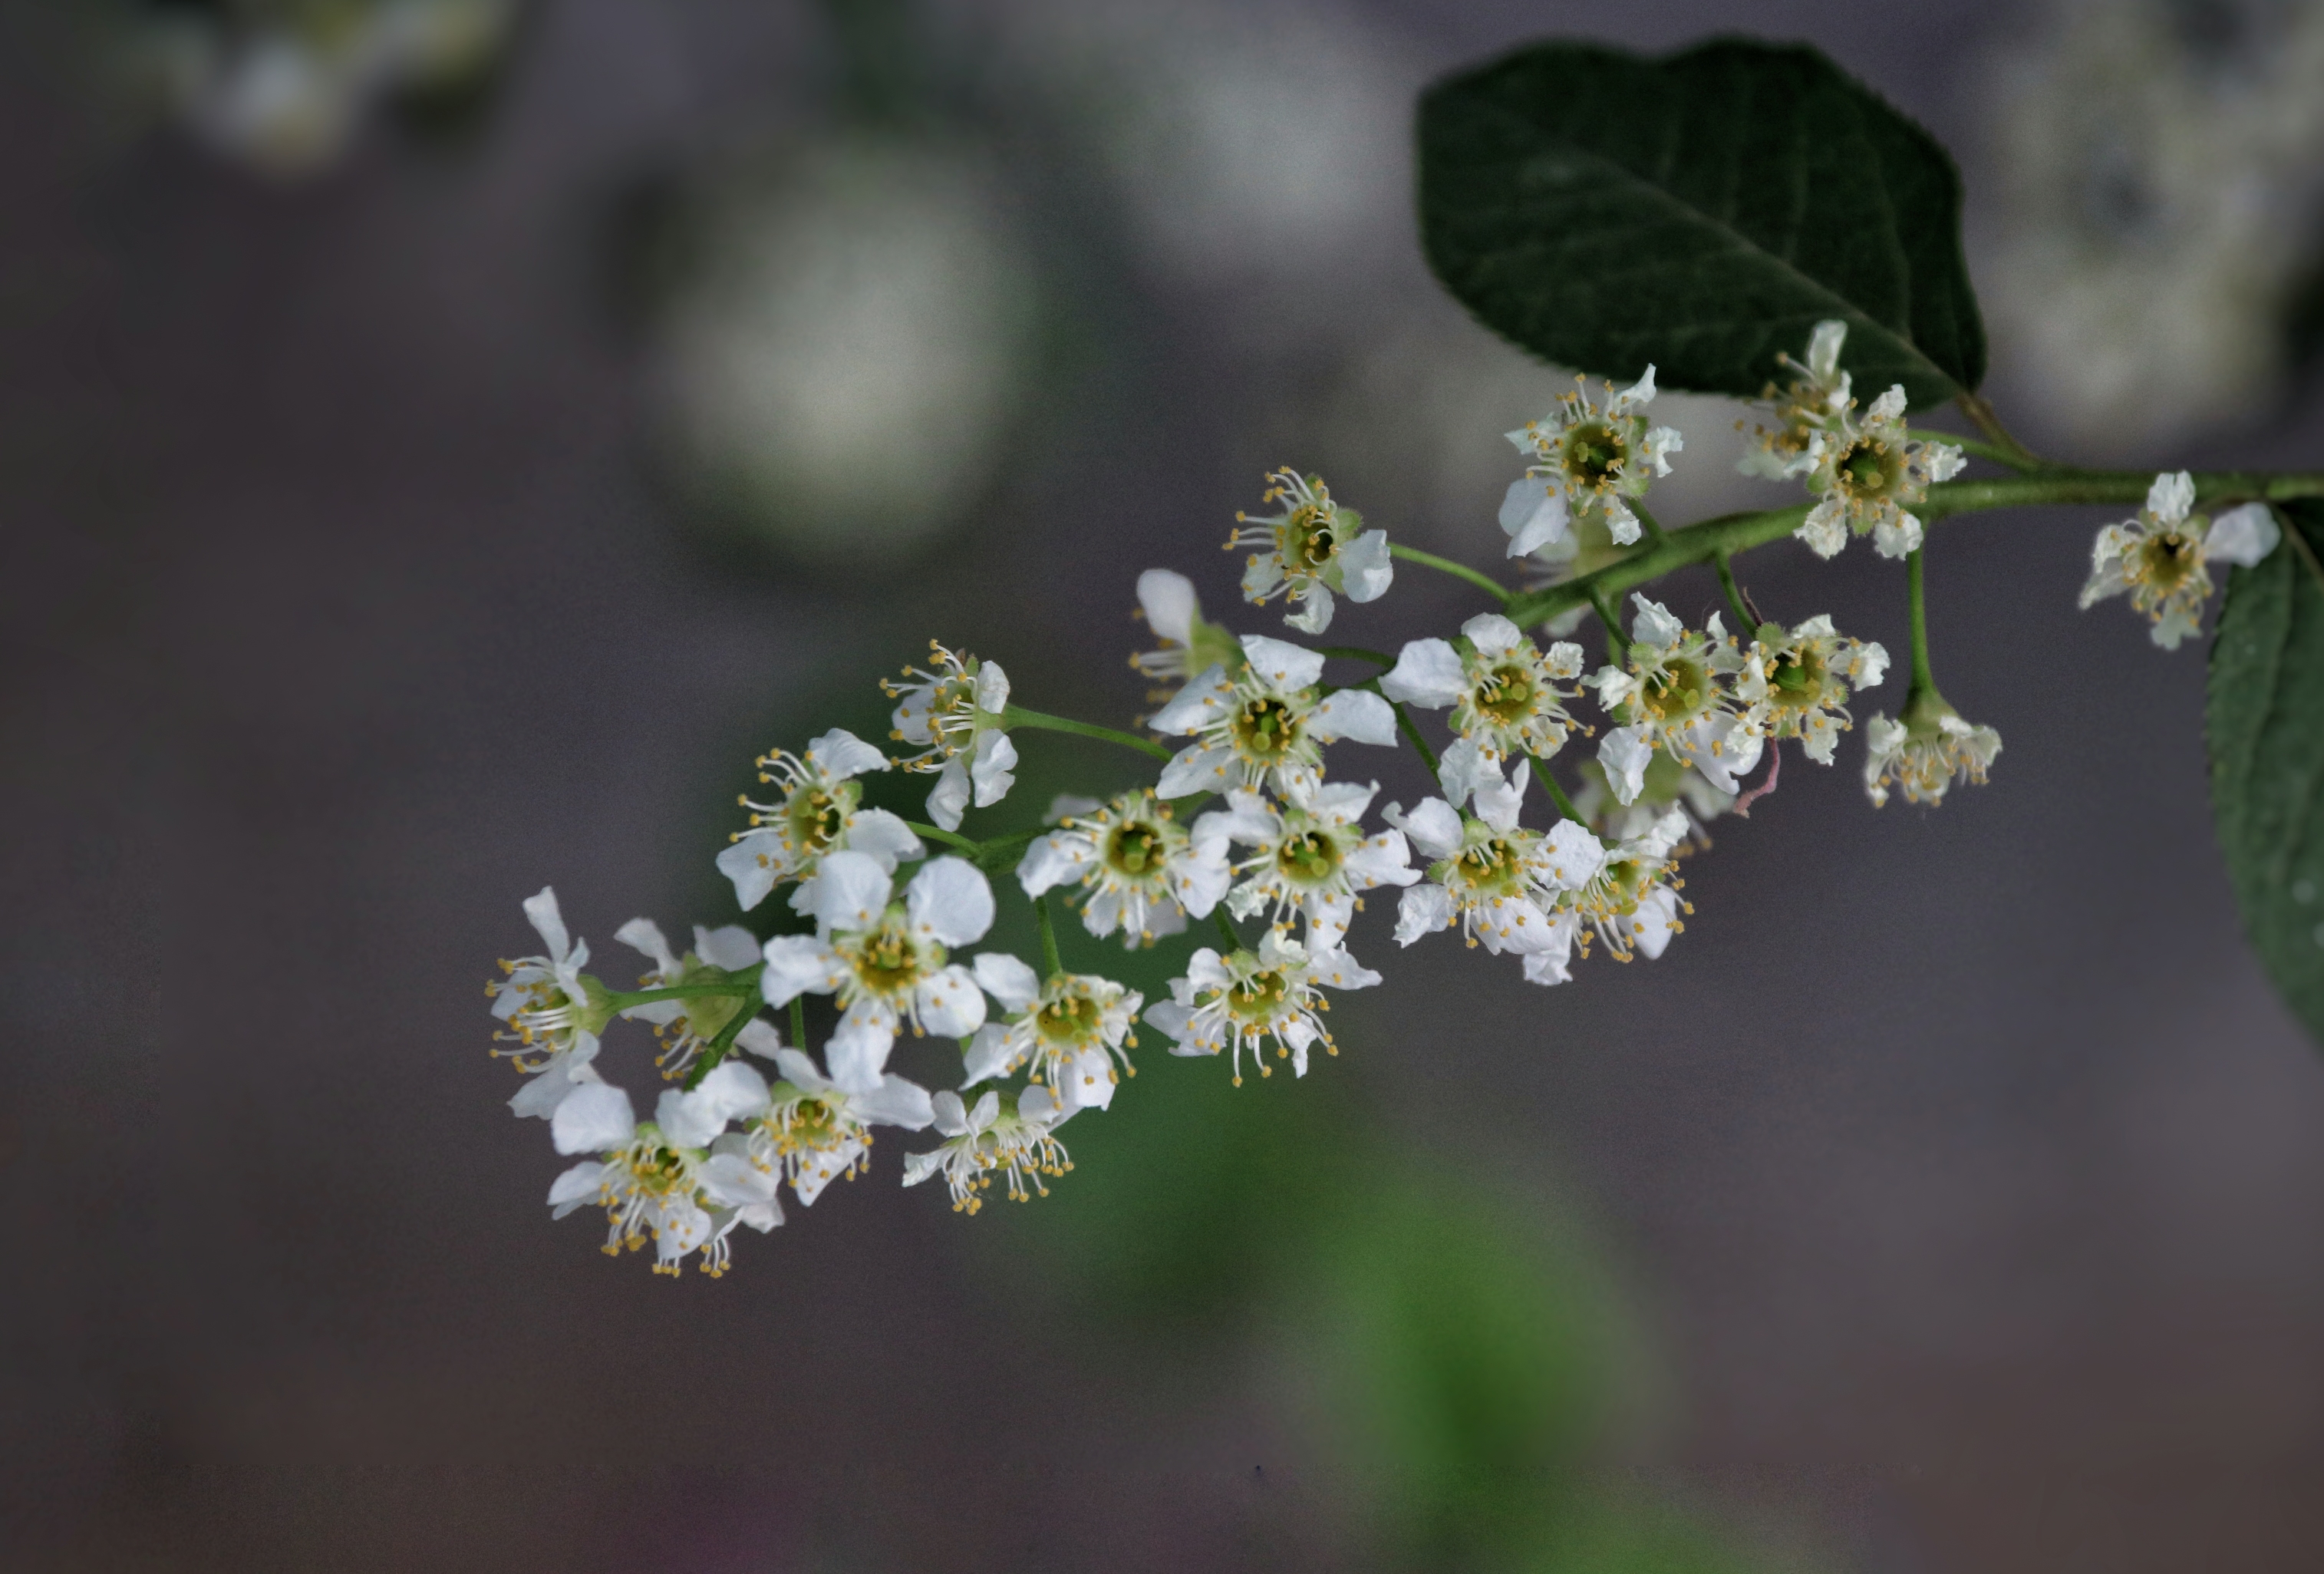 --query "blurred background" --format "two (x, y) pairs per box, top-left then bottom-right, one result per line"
(8, 0), (2324, 1569)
